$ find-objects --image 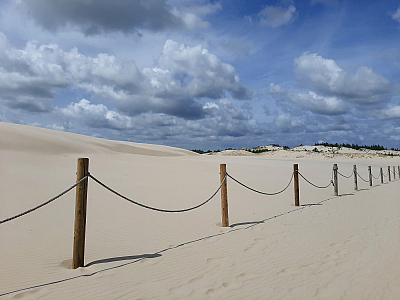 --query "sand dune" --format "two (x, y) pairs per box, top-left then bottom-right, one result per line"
(1, 122), (400, 299)
(0, 122), (195, 157)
